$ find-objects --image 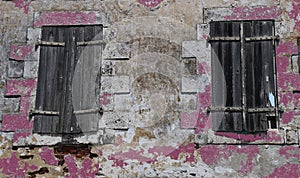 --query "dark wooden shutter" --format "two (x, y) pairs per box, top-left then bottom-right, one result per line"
(210, 20), (275, 132)
(33, 25), (103, 135)
(244, 21), (274, 132)
(211, 21), (243, 132)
